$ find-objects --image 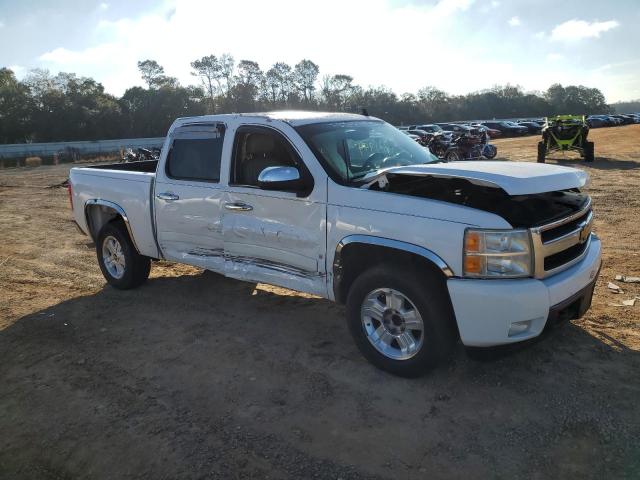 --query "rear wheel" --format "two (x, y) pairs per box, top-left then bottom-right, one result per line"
(537, 141), (546, 163)
(584, 141), (595, 162)
(346, 264), (457, 377)
(96, 220), (150, 289)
